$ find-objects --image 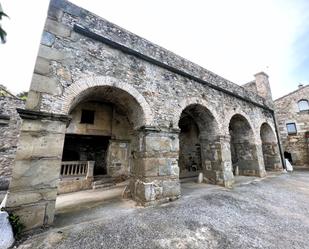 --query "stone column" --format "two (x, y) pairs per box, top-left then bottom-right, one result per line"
(86, 161), (95, 180)
(255, 142), (267, 177)
(261, 142), (282, 171)
(2, 109), (69, 230)
(130, 126), (181, 206)
(200, 134), (234, 187)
